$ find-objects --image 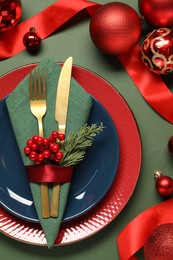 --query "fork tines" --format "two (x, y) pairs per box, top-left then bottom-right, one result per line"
(30, 68), (46, 101)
